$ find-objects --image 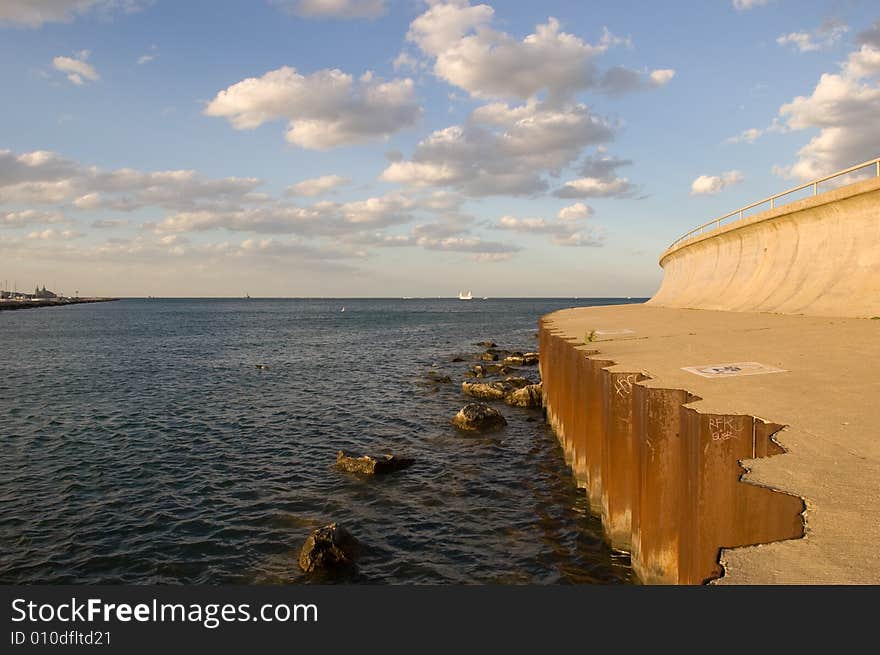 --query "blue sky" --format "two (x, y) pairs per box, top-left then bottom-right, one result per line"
(1, 0), (878, 297)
